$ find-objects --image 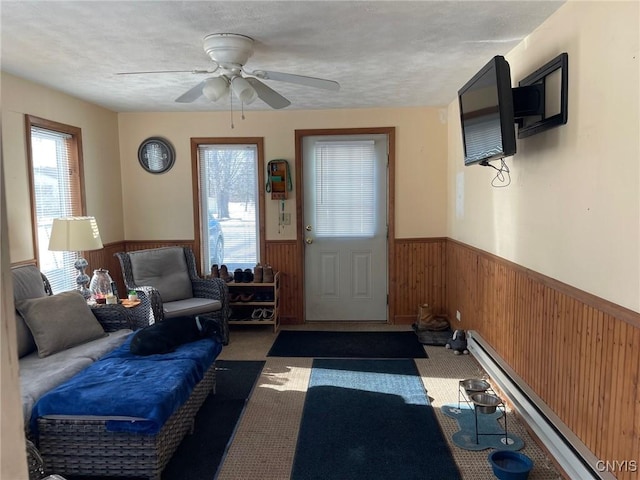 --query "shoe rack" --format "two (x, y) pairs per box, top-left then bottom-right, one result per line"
(228, 271), (280, 332)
